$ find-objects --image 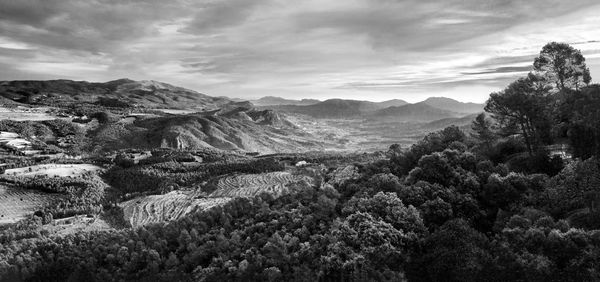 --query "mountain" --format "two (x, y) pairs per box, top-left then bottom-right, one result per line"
(375, 99), (409, 108)
(90, 110), (325, 153)
(371, 103), (461, 122)
(264, 98), (409, 118)
(251, 96), (321, 106)
(421, 97), (484, 114)
(0, 78), (339, 153)
(0, 79), (230, 110)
